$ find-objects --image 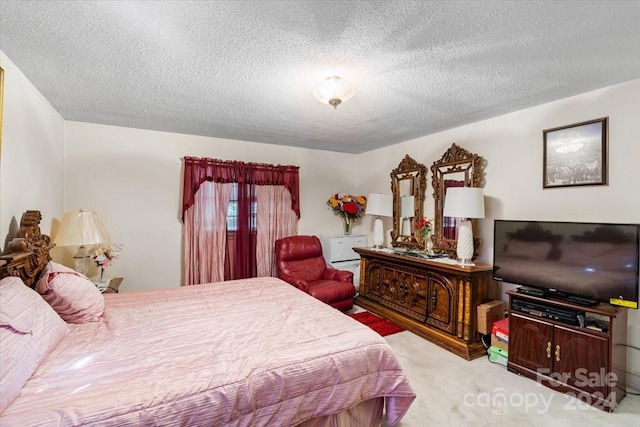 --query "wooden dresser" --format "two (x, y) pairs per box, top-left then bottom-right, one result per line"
(353, 248), (498, 360)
